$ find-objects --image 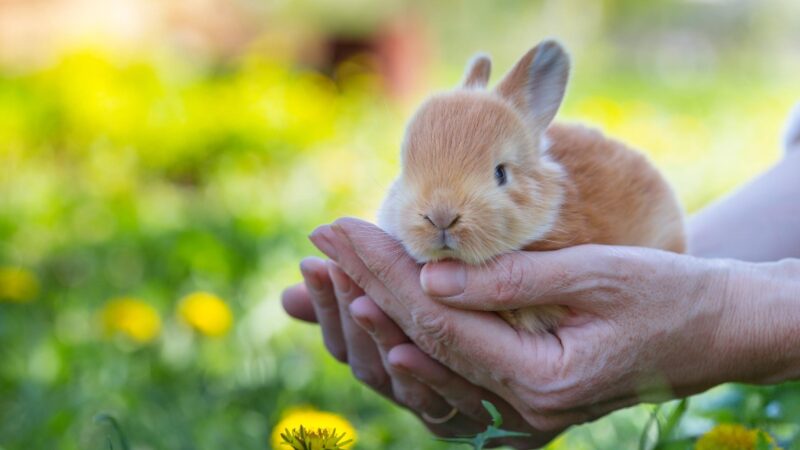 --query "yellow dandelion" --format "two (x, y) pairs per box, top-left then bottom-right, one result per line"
(101, 297), (162, 343)
(178, 291), (232, 337)
(0, 267), (40, 303)
(280, 425), (353, 450)
(695, 424), (781, 450)
(271, 408), (357, 450)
